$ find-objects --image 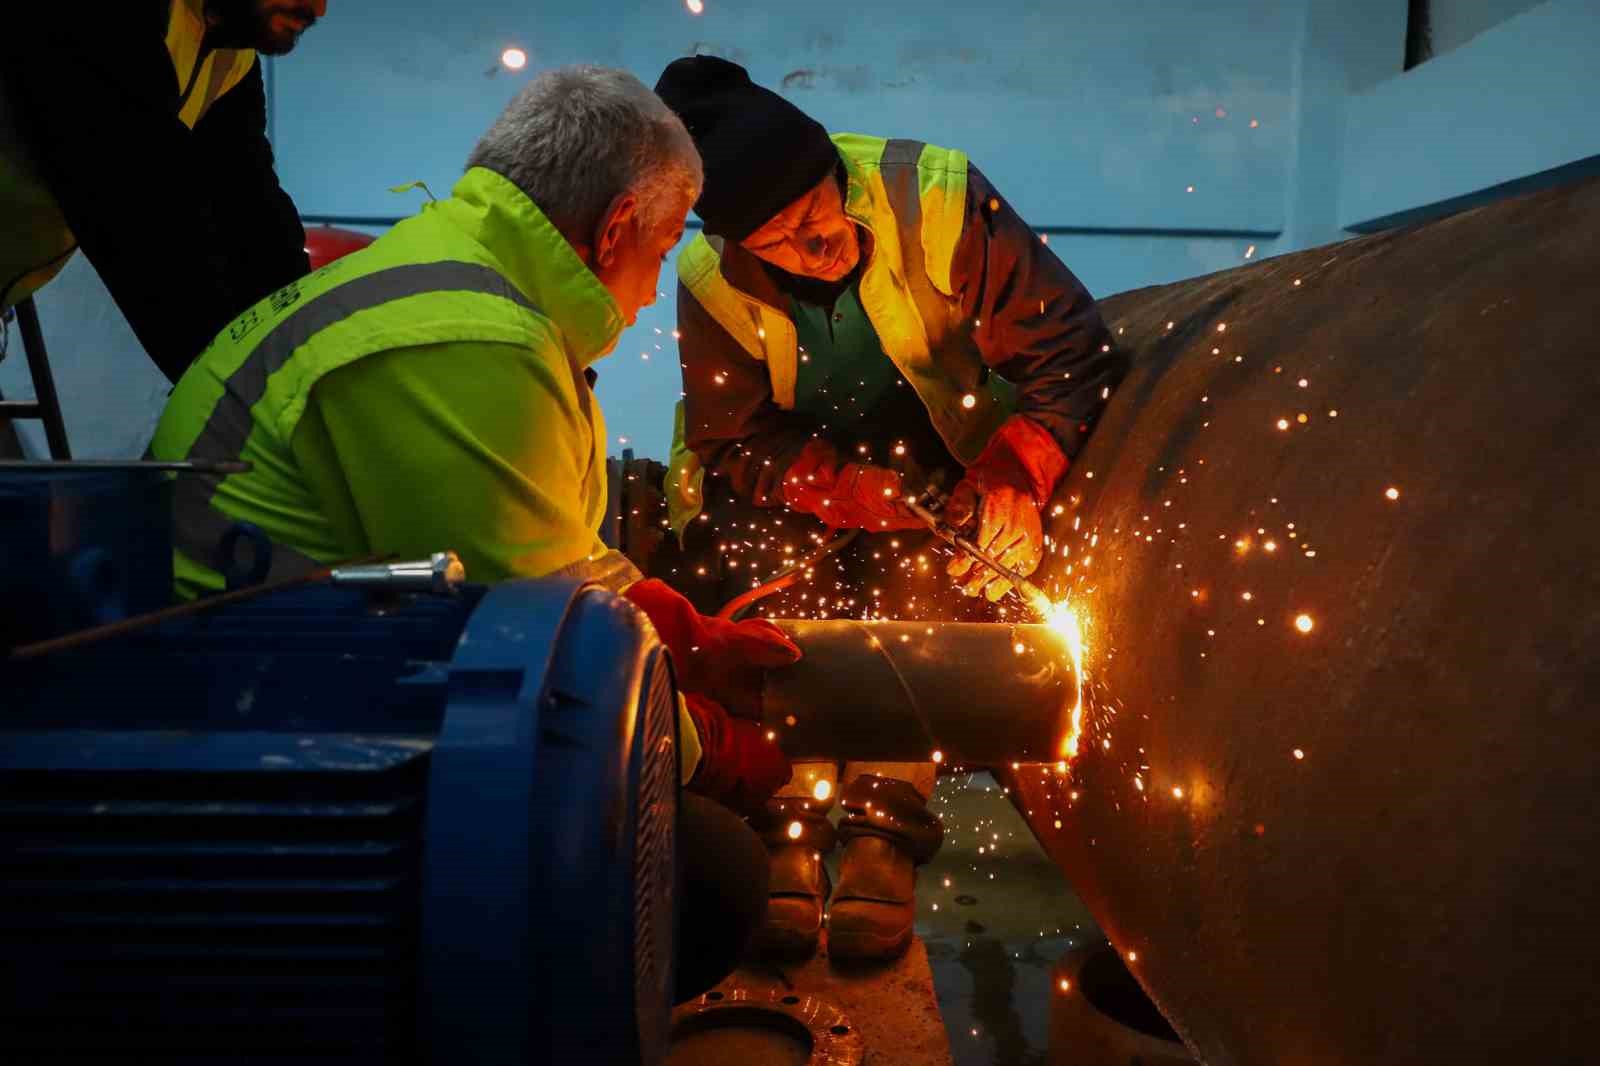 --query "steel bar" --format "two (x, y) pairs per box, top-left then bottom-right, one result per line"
(1005, 177), (1600, 1066)
(6, 552), (392, 662)
(761, 620), (1074, 764)
(14, 297), (71, 459)
(0, 459), (251, 475)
